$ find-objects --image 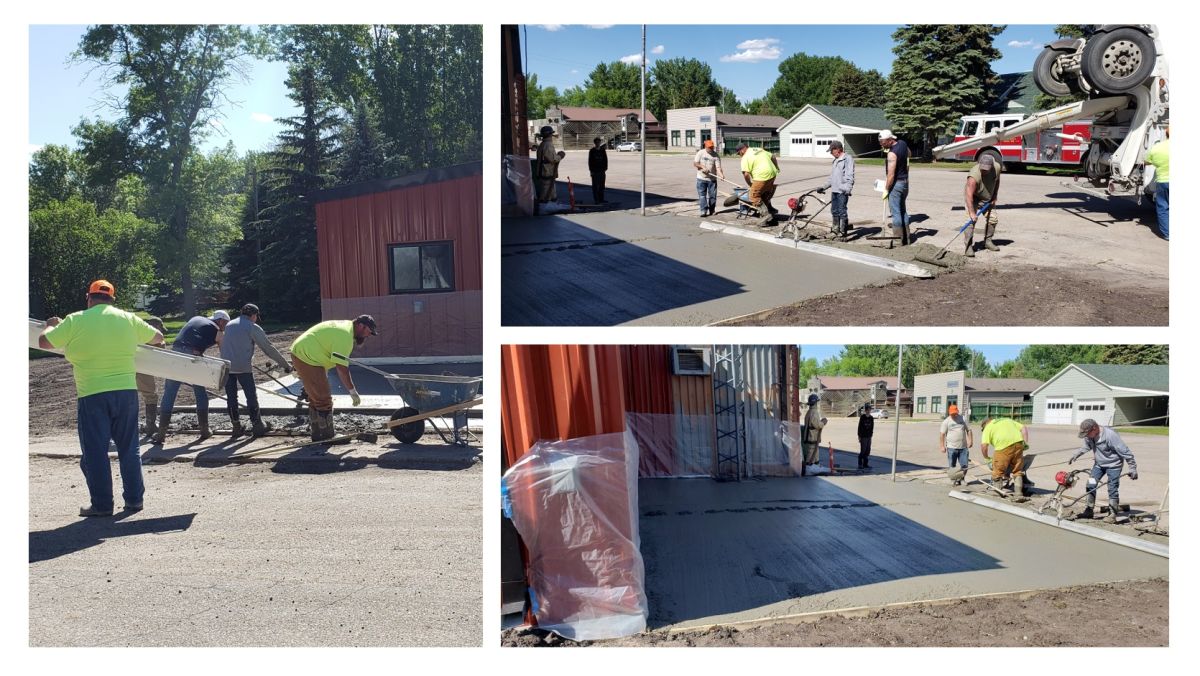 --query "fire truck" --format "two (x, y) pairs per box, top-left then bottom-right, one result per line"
(947, 113), (1094, 170)
(935, 25), (1168, 202)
